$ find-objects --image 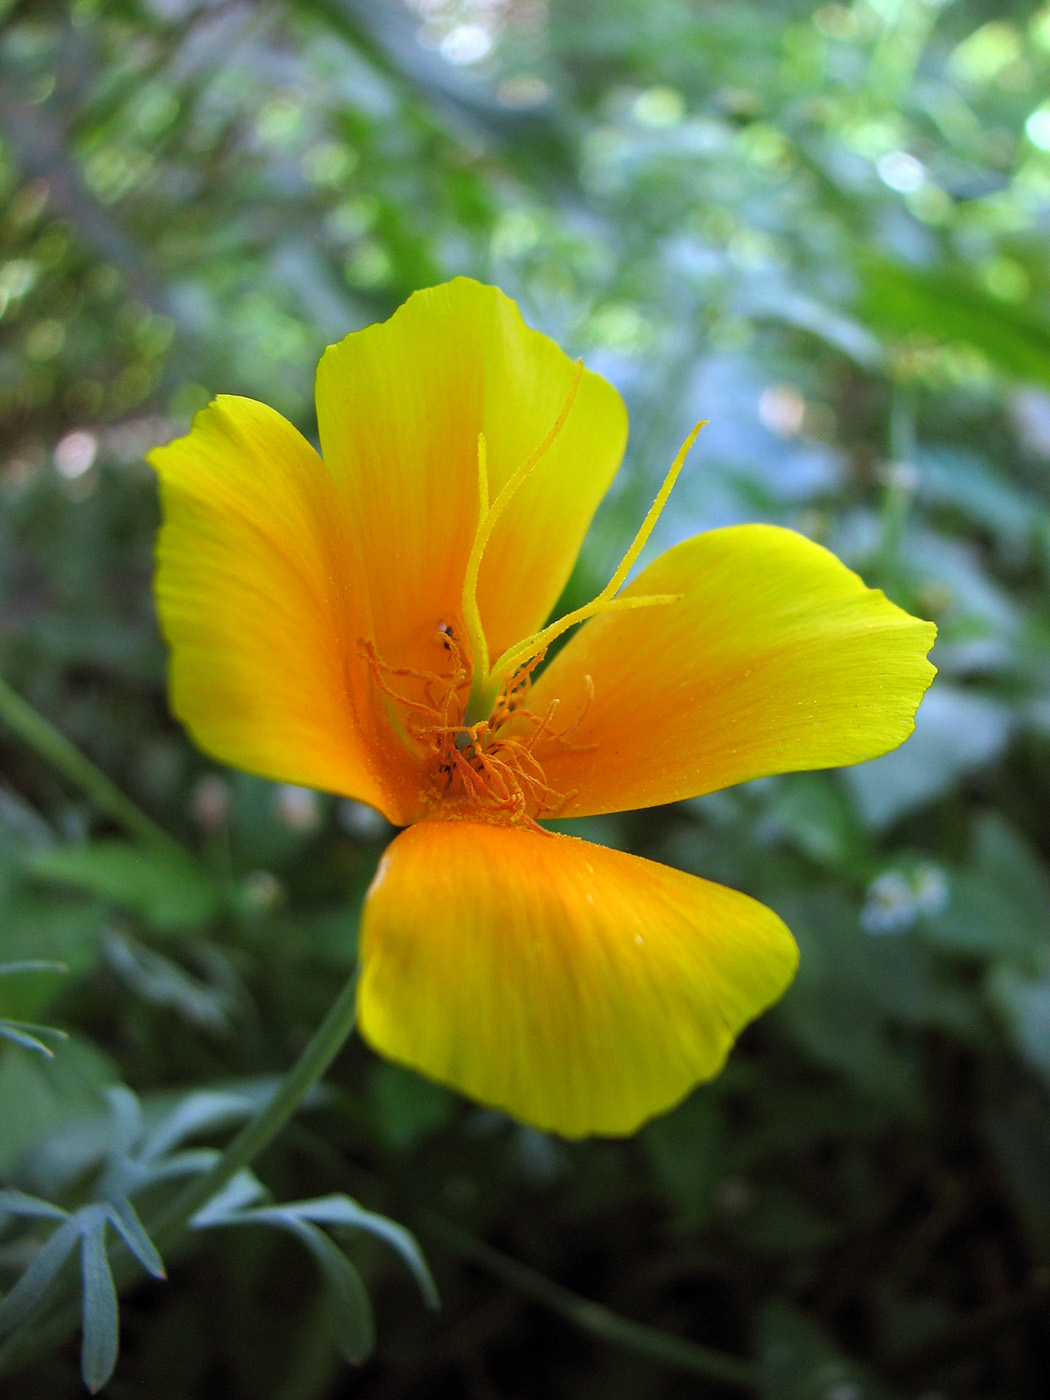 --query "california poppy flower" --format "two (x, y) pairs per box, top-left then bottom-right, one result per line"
(150, 278), (935, 1138)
